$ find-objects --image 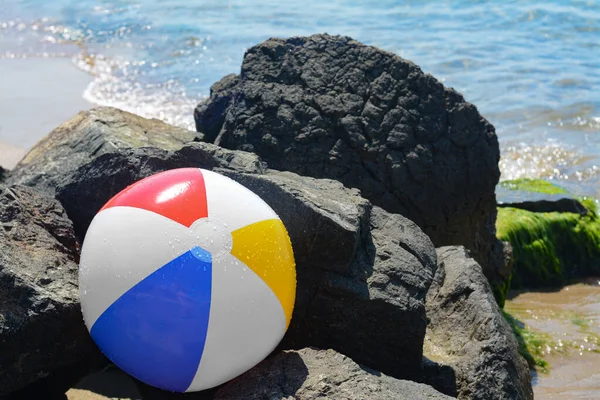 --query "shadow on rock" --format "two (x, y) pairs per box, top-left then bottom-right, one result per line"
(422, 357), (458, 398)
(69, 366), (142, 400)
(423, 246), (533, 400)
(213, 348), (453, 400)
